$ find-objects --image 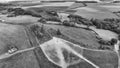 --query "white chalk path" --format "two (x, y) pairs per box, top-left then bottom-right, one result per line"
(0, 37), (119, 68)
(40, 37), (99, 68)
(114, 41), (120, 68)
(0, 47), (36, 60)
